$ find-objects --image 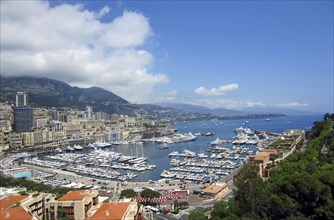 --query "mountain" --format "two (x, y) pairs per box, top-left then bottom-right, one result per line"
(157, 103), (321, 116)
(243, 107), (322, 116)
(157, 102), (241, 116)
(157, 103), (213, 114)
(0, 76), (143, 115)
